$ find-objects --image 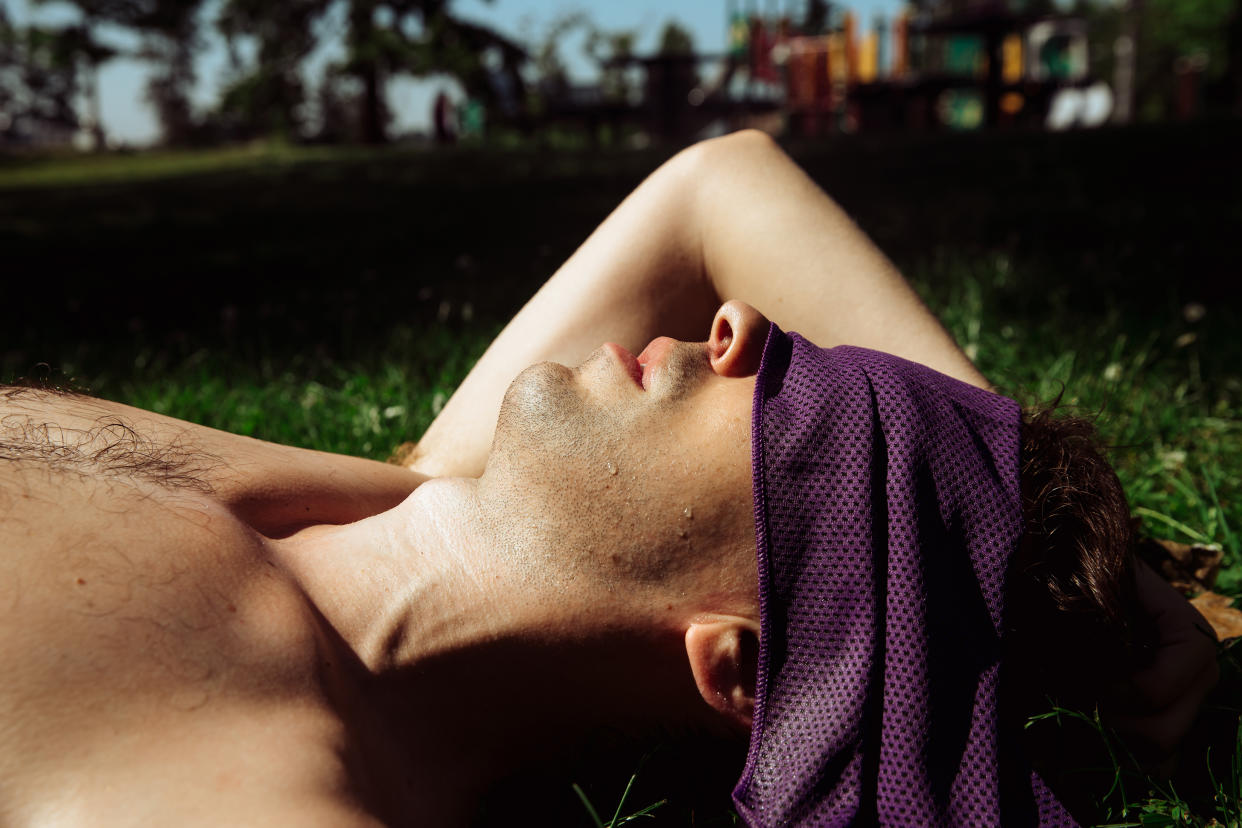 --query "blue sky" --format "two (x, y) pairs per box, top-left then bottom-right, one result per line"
(4, 0), (905, 144)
